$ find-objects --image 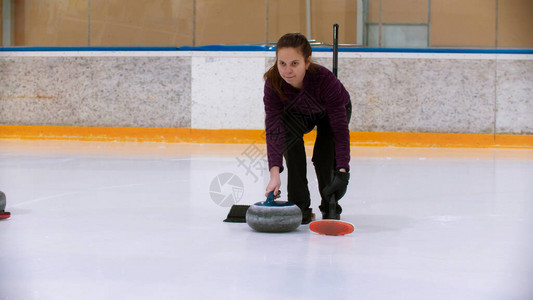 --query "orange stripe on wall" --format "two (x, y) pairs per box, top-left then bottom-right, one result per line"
(0, 125), (532, 148)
